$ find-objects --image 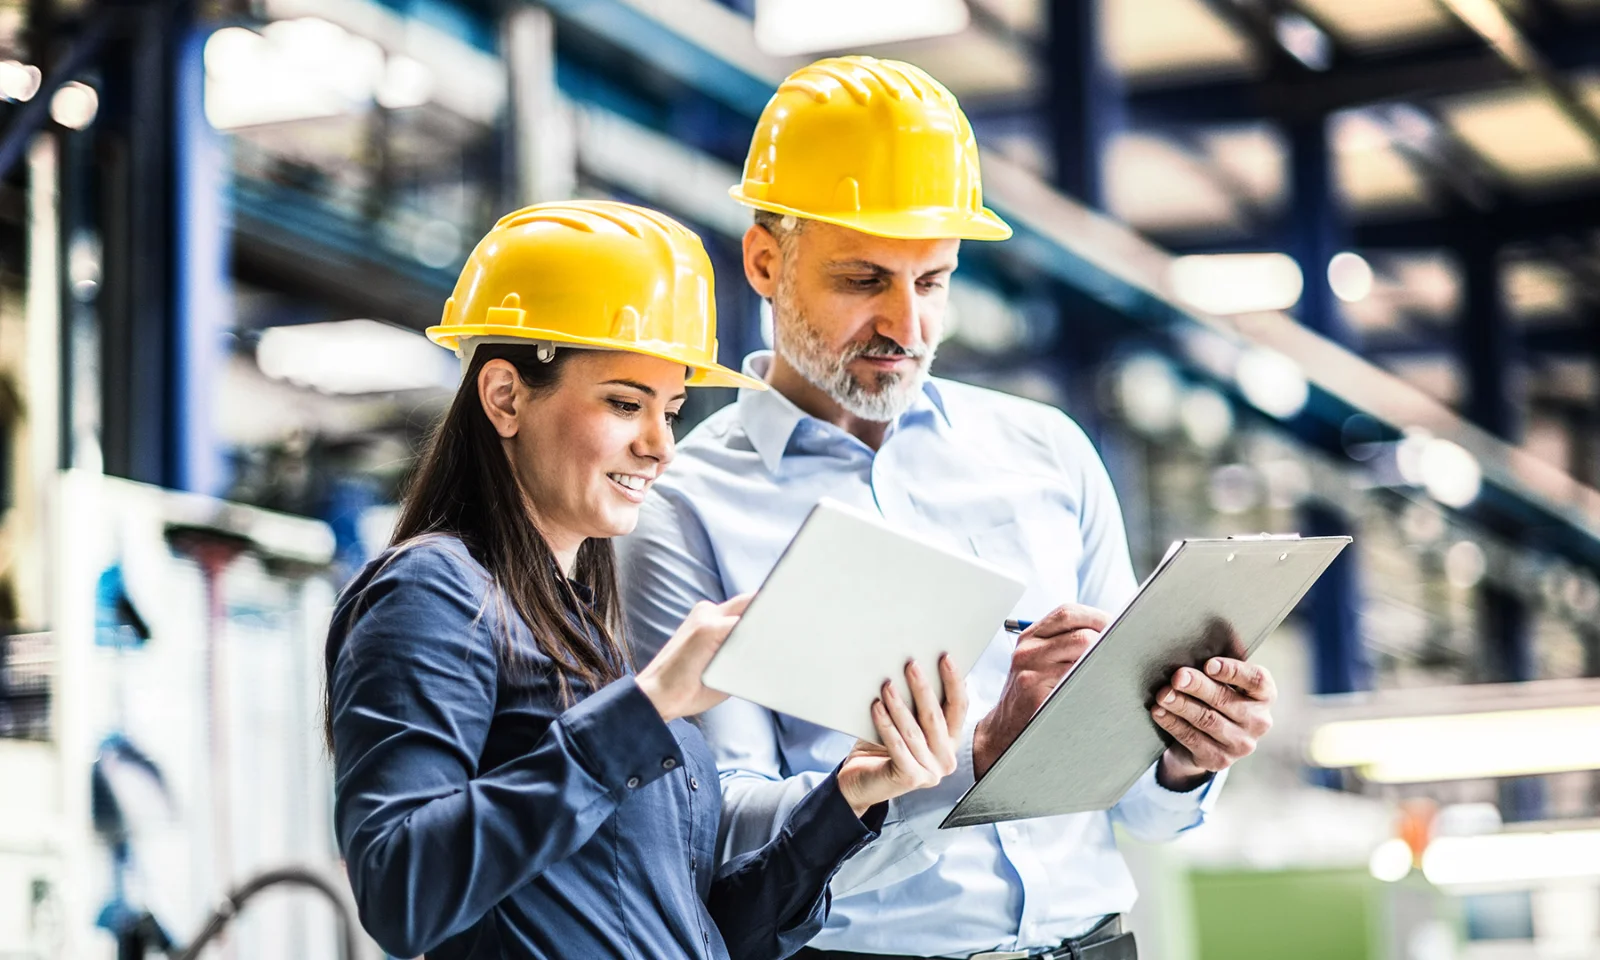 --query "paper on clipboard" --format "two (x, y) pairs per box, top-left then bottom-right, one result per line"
(940, 534), (1350, 828)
